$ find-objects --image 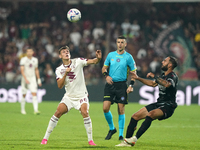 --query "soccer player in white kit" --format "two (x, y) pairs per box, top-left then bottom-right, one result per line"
(20, 48), (42, 115)
(41, 46), (102, 146)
